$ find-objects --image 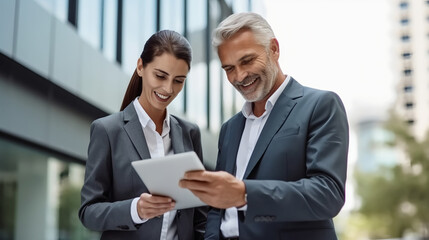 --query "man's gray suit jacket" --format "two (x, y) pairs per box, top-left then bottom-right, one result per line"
(205, 78), (349, 240)
(79, 103), (206, 239)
